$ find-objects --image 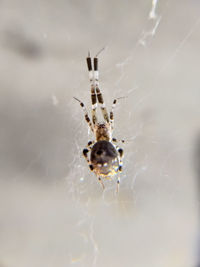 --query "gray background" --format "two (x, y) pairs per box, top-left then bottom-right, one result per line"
(0, 0), (199, 266)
